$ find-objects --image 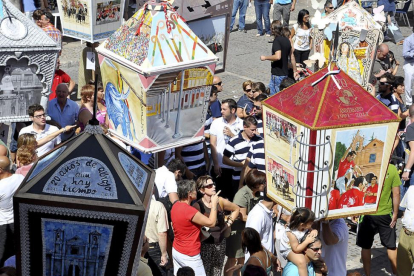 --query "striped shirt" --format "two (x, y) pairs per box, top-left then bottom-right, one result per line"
(376, 93), (399, 114)
(247, 140), (266, 173)
(223, 133), (262, 181)
(256, 118), (264, 138)
(181, 141), (206, 170)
